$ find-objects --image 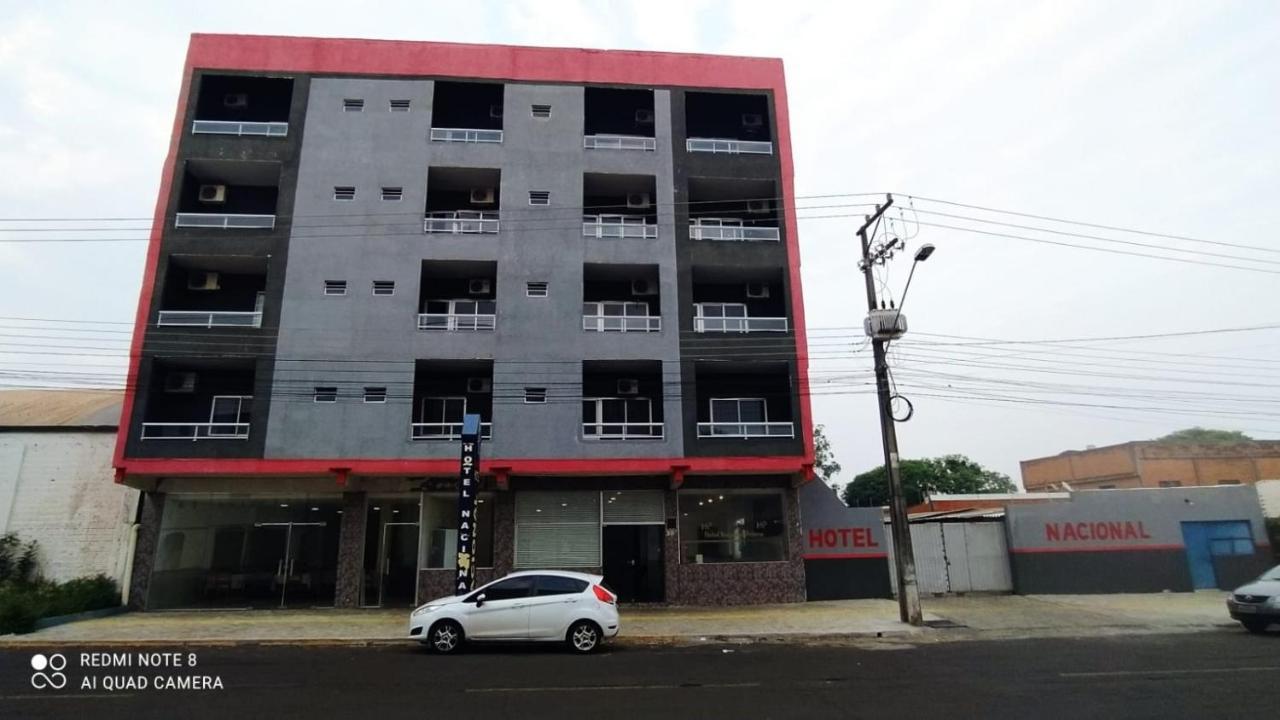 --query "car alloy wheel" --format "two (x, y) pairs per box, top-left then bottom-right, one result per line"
(430, 620), (463, 653)
(568, 621), (600, 653)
